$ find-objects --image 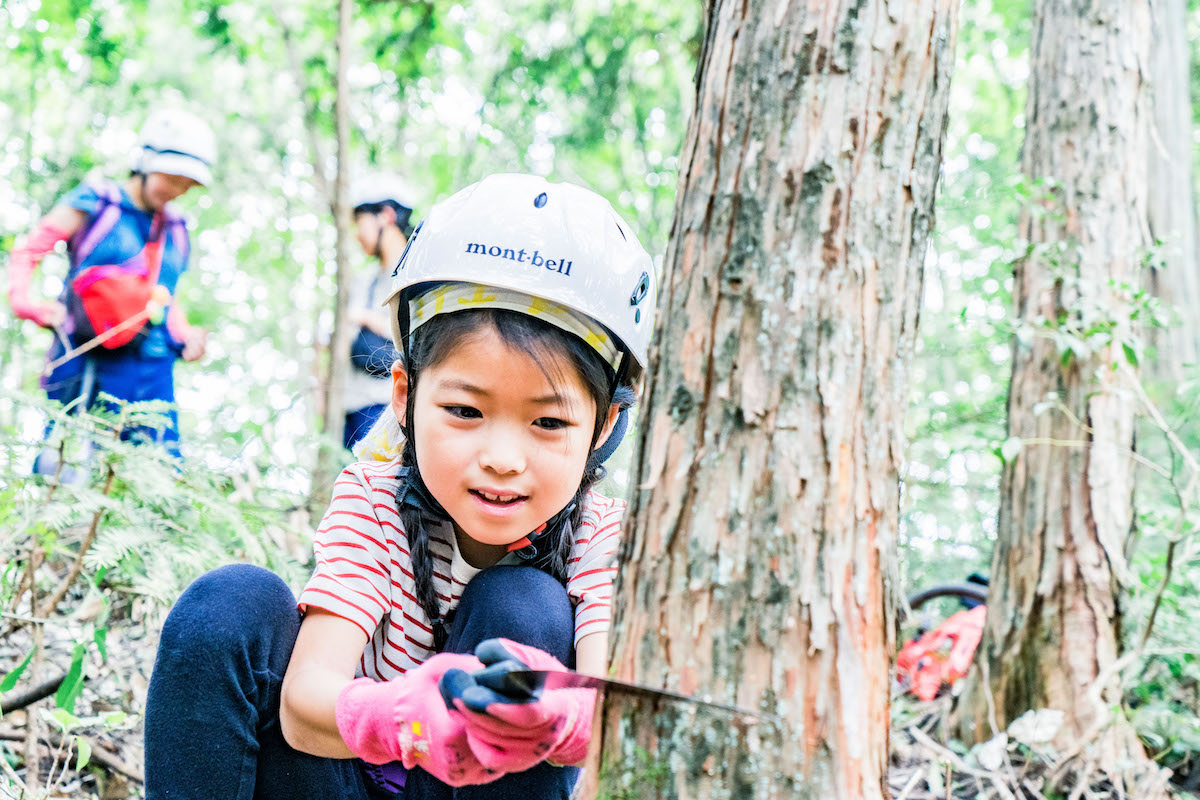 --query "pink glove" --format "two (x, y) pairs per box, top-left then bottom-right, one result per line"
(8, 220), (73, 328)
(452, 638), (596, 772)
(335, 652), (501, 787)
